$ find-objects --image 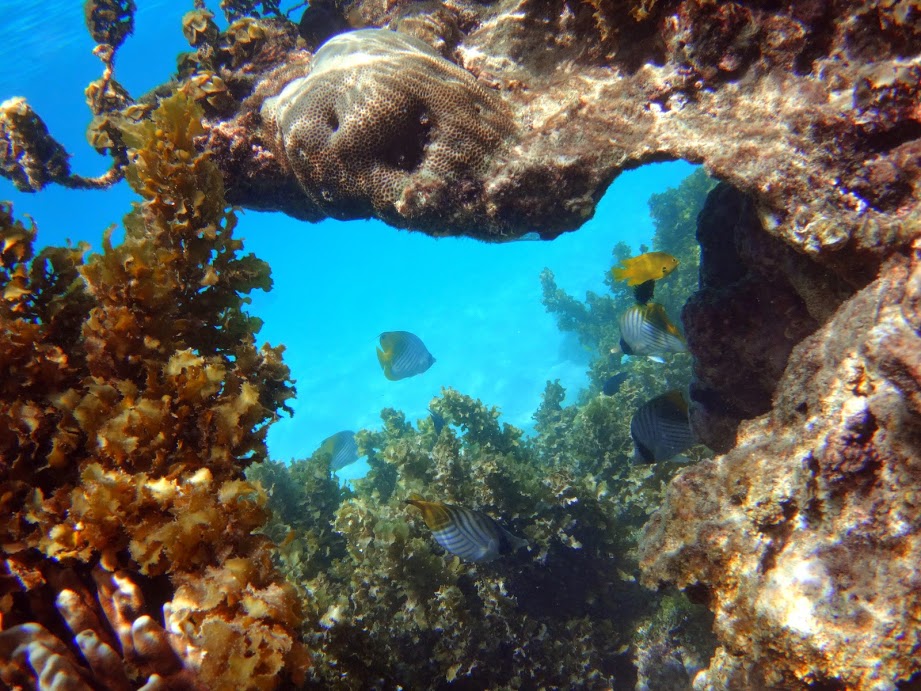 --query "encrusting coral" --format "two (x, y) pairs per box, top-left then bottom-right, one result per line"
(258, 28), (514, 233)
(0, 92), (306, 690)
